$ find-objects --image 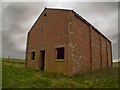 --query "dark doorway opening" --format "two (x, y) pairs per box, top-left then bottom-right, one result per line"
(40, 50), (45, 71)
